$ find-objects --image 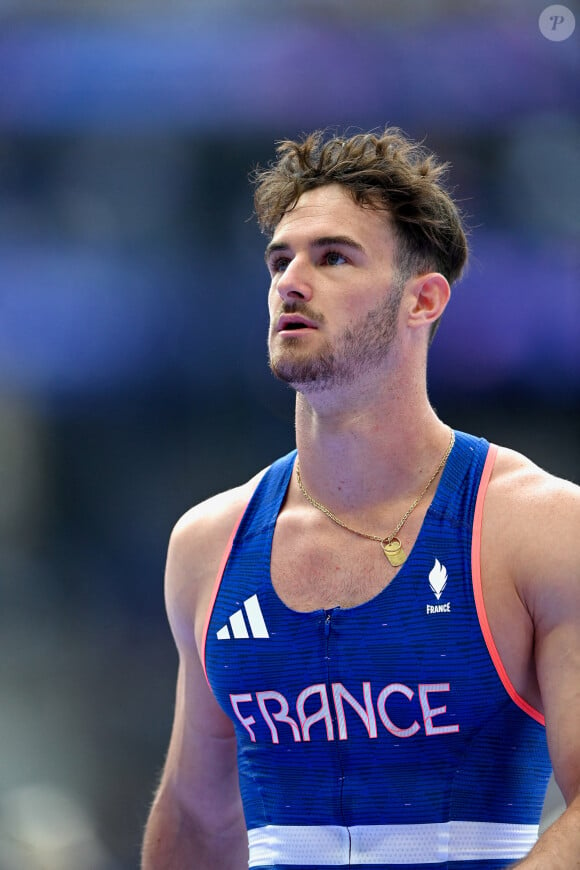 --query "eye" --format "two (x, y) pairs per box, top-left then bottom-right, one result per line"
(323, 250), (347, 266)
(269, 256), (291, 274)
